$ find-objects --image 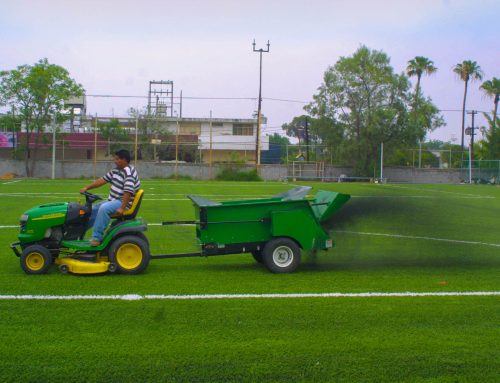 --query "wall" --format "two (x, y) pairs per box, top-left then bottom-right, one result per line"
(0, 159), (464, 183)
